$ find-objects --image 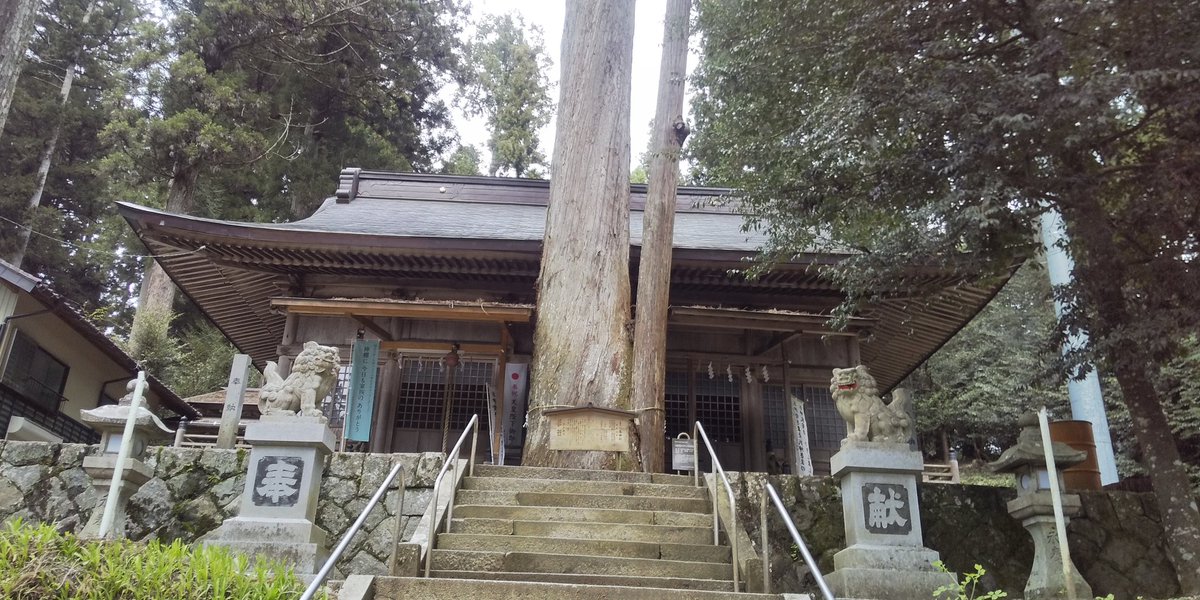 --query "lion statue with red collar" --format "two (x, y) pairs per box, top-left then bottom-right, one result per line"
(830, 365), (913, 444)
(260, 341), (340, 419)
